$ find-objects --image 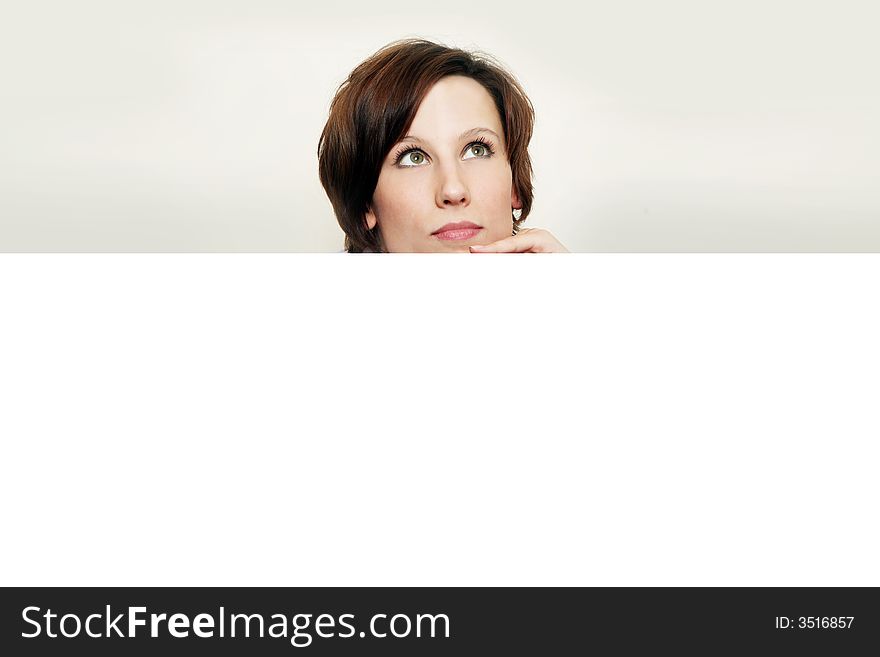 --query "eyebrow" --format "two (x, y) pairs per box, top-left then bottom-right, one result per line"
(398, 127), (502, 144)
